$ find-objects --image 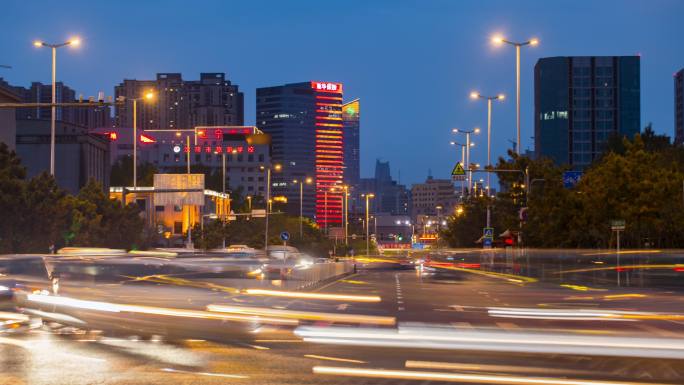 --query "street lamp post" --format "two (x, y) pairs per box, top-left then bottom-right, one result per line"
(131, 91), (155, 190)
(471, 91), (505, 202)
(492, 36), (539, 155)
(452, 127), (480, 194)
(293, 177), (313, 238)
(261, 164), (281, 252)
(33, 37), (81, 176)
(324, 189), (329, 235)
(450, 141), (466, 197)
(343, 185), (349, 247)
(364, 193), (375, 256)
